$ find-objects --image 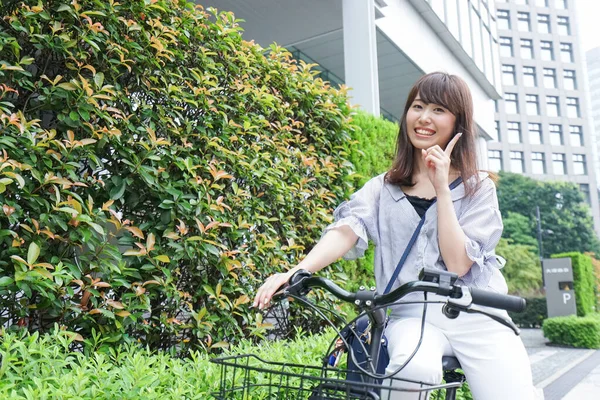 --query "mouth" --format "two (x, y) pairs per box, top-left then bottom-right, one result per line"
(414, 128), (436, 136)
